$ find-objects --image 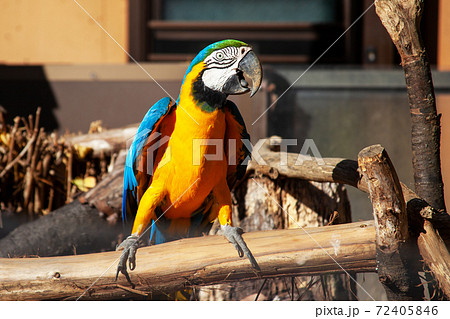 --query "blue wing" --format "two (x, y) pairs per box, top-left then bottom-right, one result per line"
(122, 97), (174, 222)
